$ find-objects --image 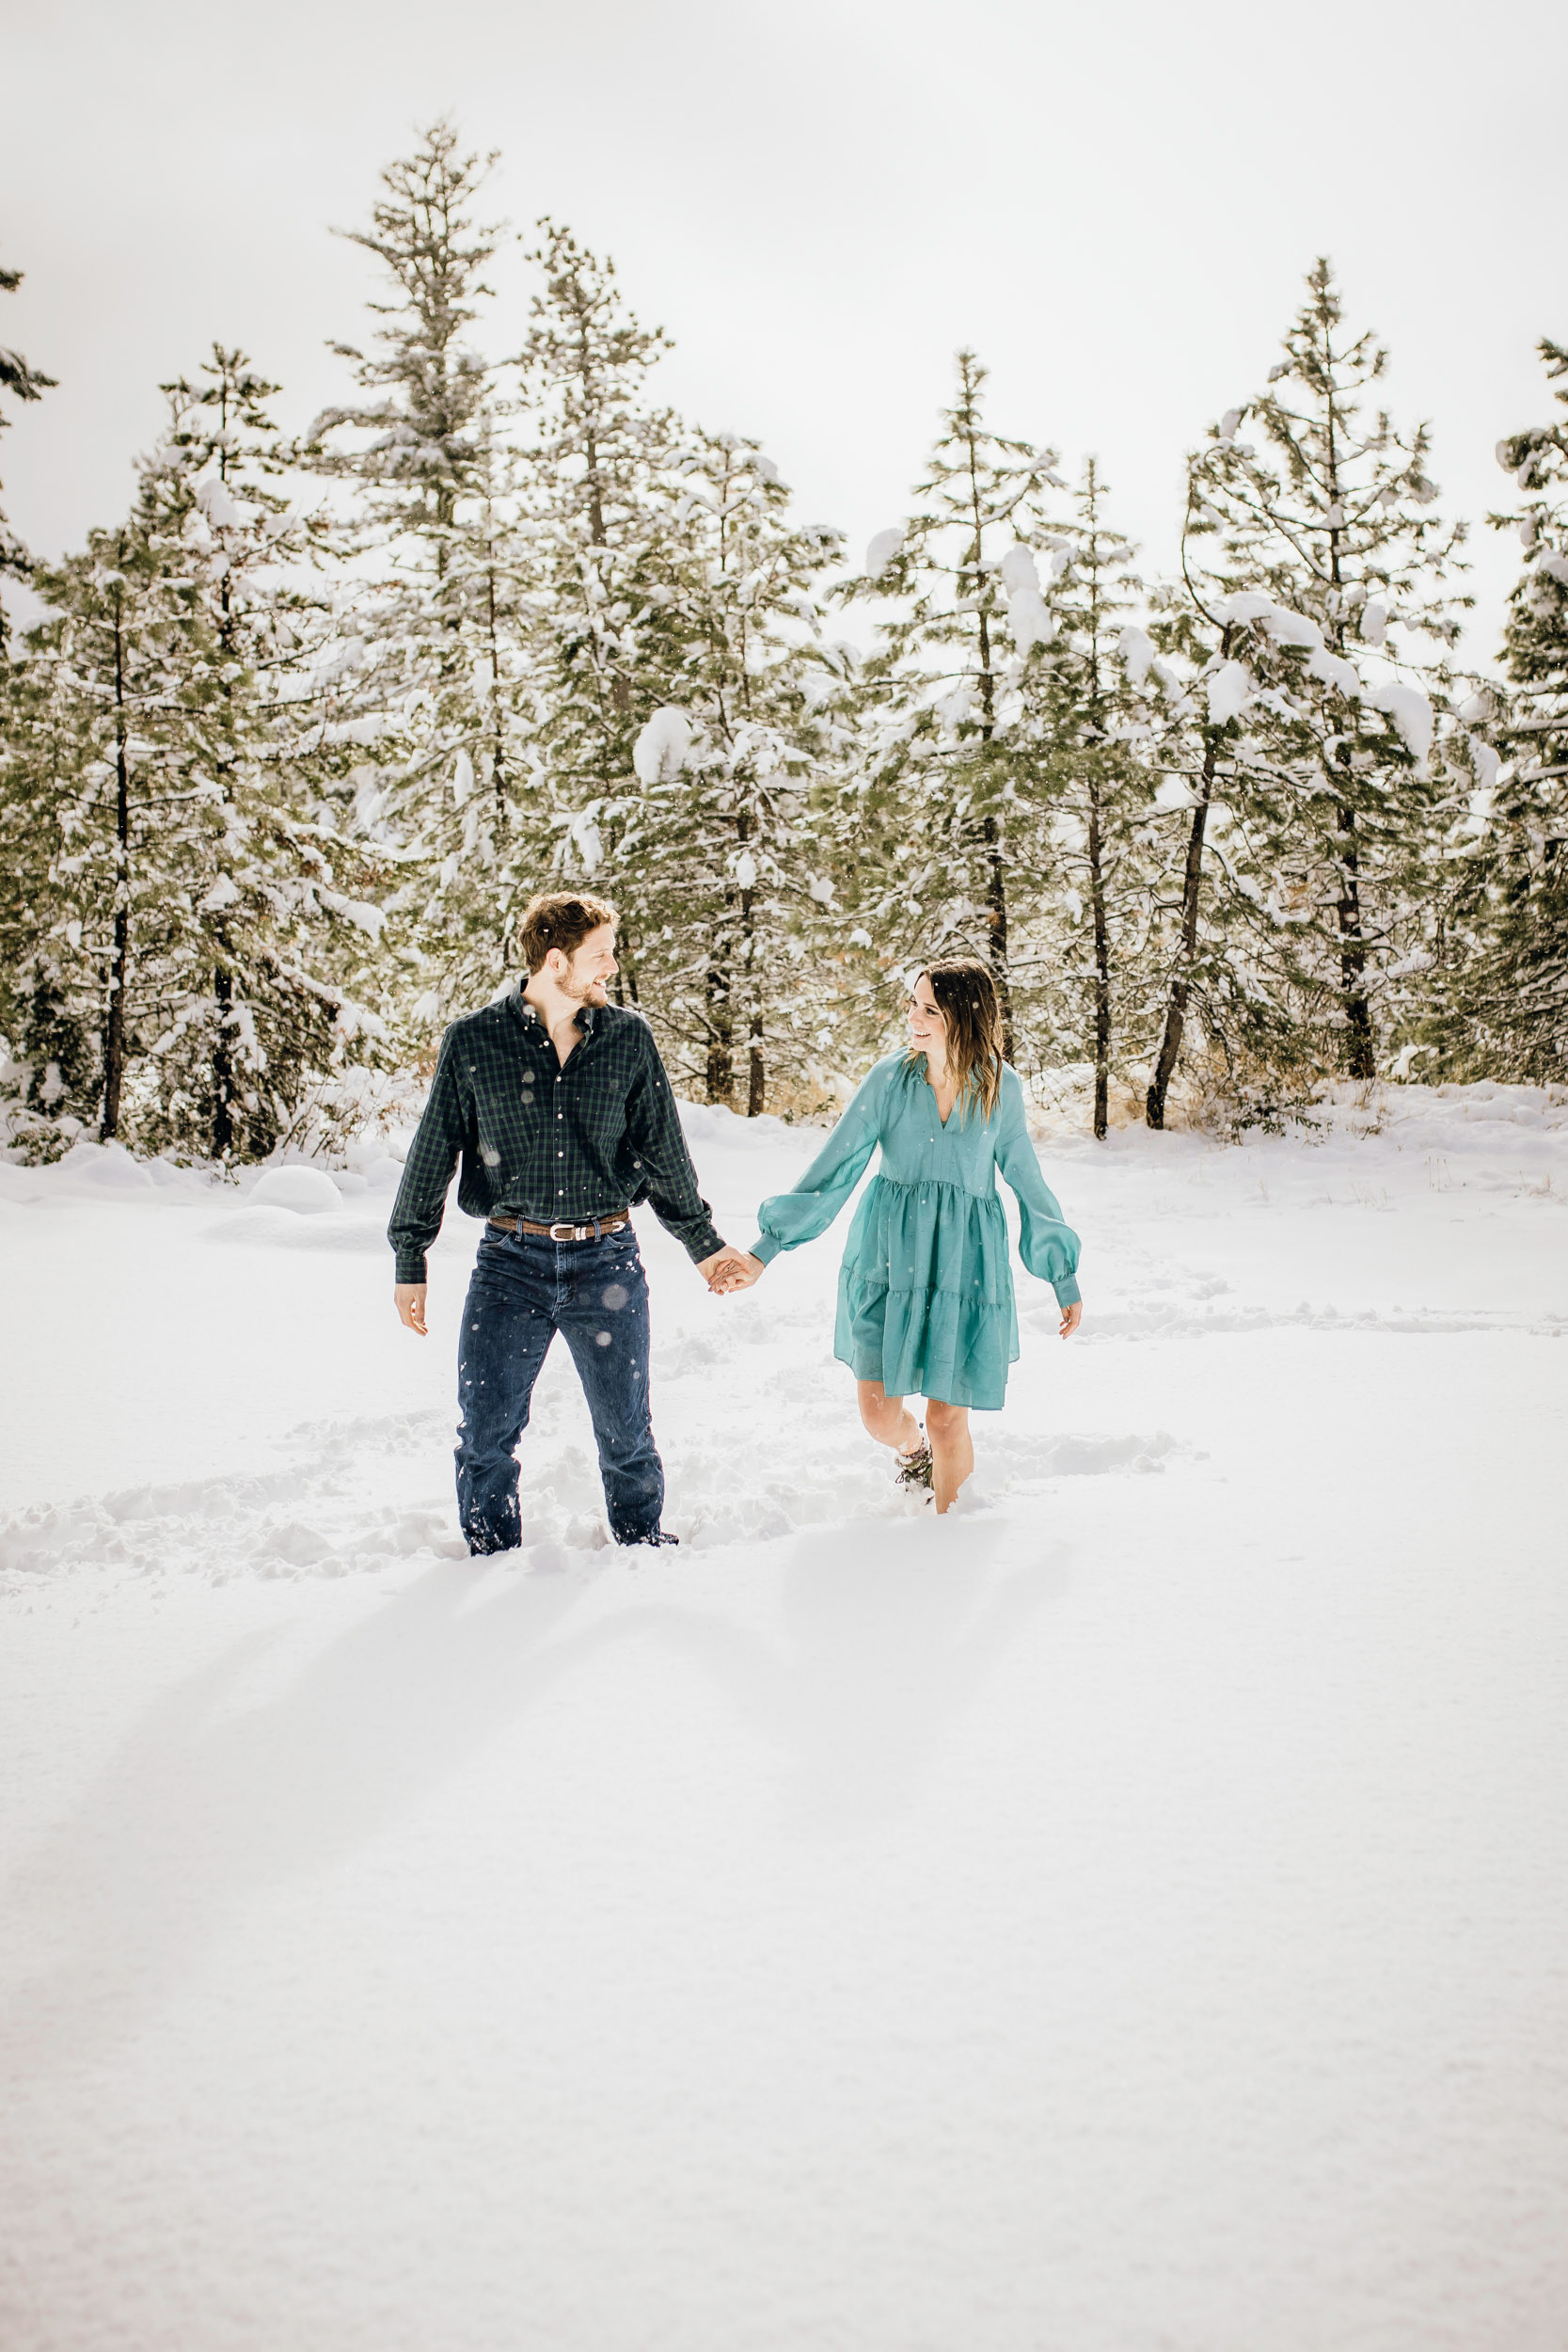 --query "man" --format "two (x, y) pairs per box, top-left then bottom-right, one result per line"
(389, 890), (748, 1554)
